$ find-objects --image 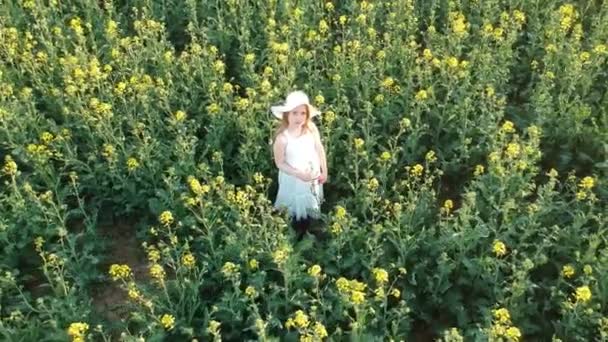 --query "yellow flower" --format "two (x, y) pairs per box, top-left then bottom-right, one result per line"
(410, 164), (424, 177)
(308, 264), (322, 278)
(374, 287), (385, 300)
(40, 132), (54, 144)
(505, 143), (521, 159)
(272, 246), (290, 266)
(492, 308), (511, 324)
(579, 176), (594, 190)
(108, 264), (132, 281)
(349, 279), (366, 291)
(207, 320), (221, 336)
(415, 89), (428, 101)
(101, 144), (116, 162)
(558, 4), (578, 31)
(105, 20), (118, 38)
(390, 288), (401, 298)
(493, 240), (507, 257)
(127, 282), (141, 301)
(382, 77), (395, 89)
(263, 66), (273, 77)
(493, 27), (504, 41)
(423, 48), (433, 61)
(367, 177), (379, 191)
(561, 264), (575, 278)
(354, 138), (365, 150)
(188, 176), (203, 195)
(222, 82), (234, 94)
(159, 210), (174, 226)
(293, 310), (309, 328)
(380, 151), (391, 162)
(330, 222), (342, 235)
(34, 236), (45, 252)
(488, 152), (501, 164)
(483, 23), (494, 37)
(449, 11), (468, 37)
(501, 120), (515, 133)
(213, 60), (225, 74)
(2, 155), (18, 176)
(356, 14), (366, 25)
(527, 125), (541, 139)
(576, 191), (587, 200)
(336, 277), (350, 293)
(67, 322), (89, 341)
(300, 334), (313, 342)
(221, 262), (240, 278)
(336, 277), (367, 305)
(314, 94), (325, 105)
(150, 263), (166, 282)
(583, 264), (592, 275)
(372, 267), (389, 285)
(575, 285), (591, 303)
(160, 314), (175, 330)
(147, 247), (161, 262)
(181, 252), (196, 268)
(173, 110), (187, 122)
(244, 53), (255, 65)
(245, 286), (257, 298)
(285, 318), (295, 329)
(313, 322), (328, 338)
(207, 102), (221, 114)
(339, 15), (347, 25)
(374, 94), (384, 104)
(593, 44), (607, 54)
(505, 326), (522, 341)
(425, 150), (437, 163)
(235, 97), (250, 111)
(69, 17), (84, 35)
(445, 56), (459, 68)
(442, 199), (454, 214)
(485, 86), (496, 97)
(351, 290), (366, 305)
(335, 205), (347, 220)
(513, 10), (526, 25)
(248, 259), (259, 270)
(126, 157), (139, 171)
(318, 19), (329, 34)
